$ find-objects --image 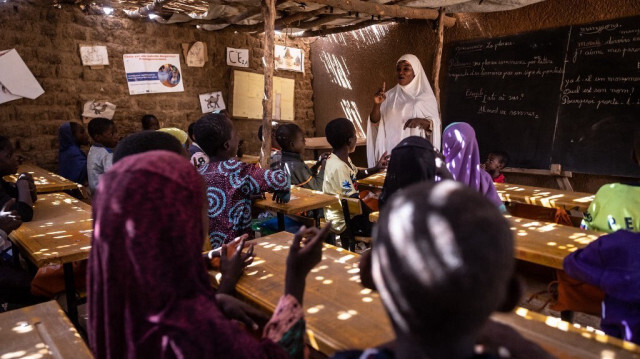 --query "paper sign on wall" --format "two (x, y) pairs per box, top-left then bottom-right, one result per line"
(199, 91), (225, 113)
(227, 48), (249, 68)
(123, 54), (184, 95)
(275, 45), (303, 72)
(183, 41), (207, 67)
(0, 49), (45, 105)
(80, 45), (109, 66)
